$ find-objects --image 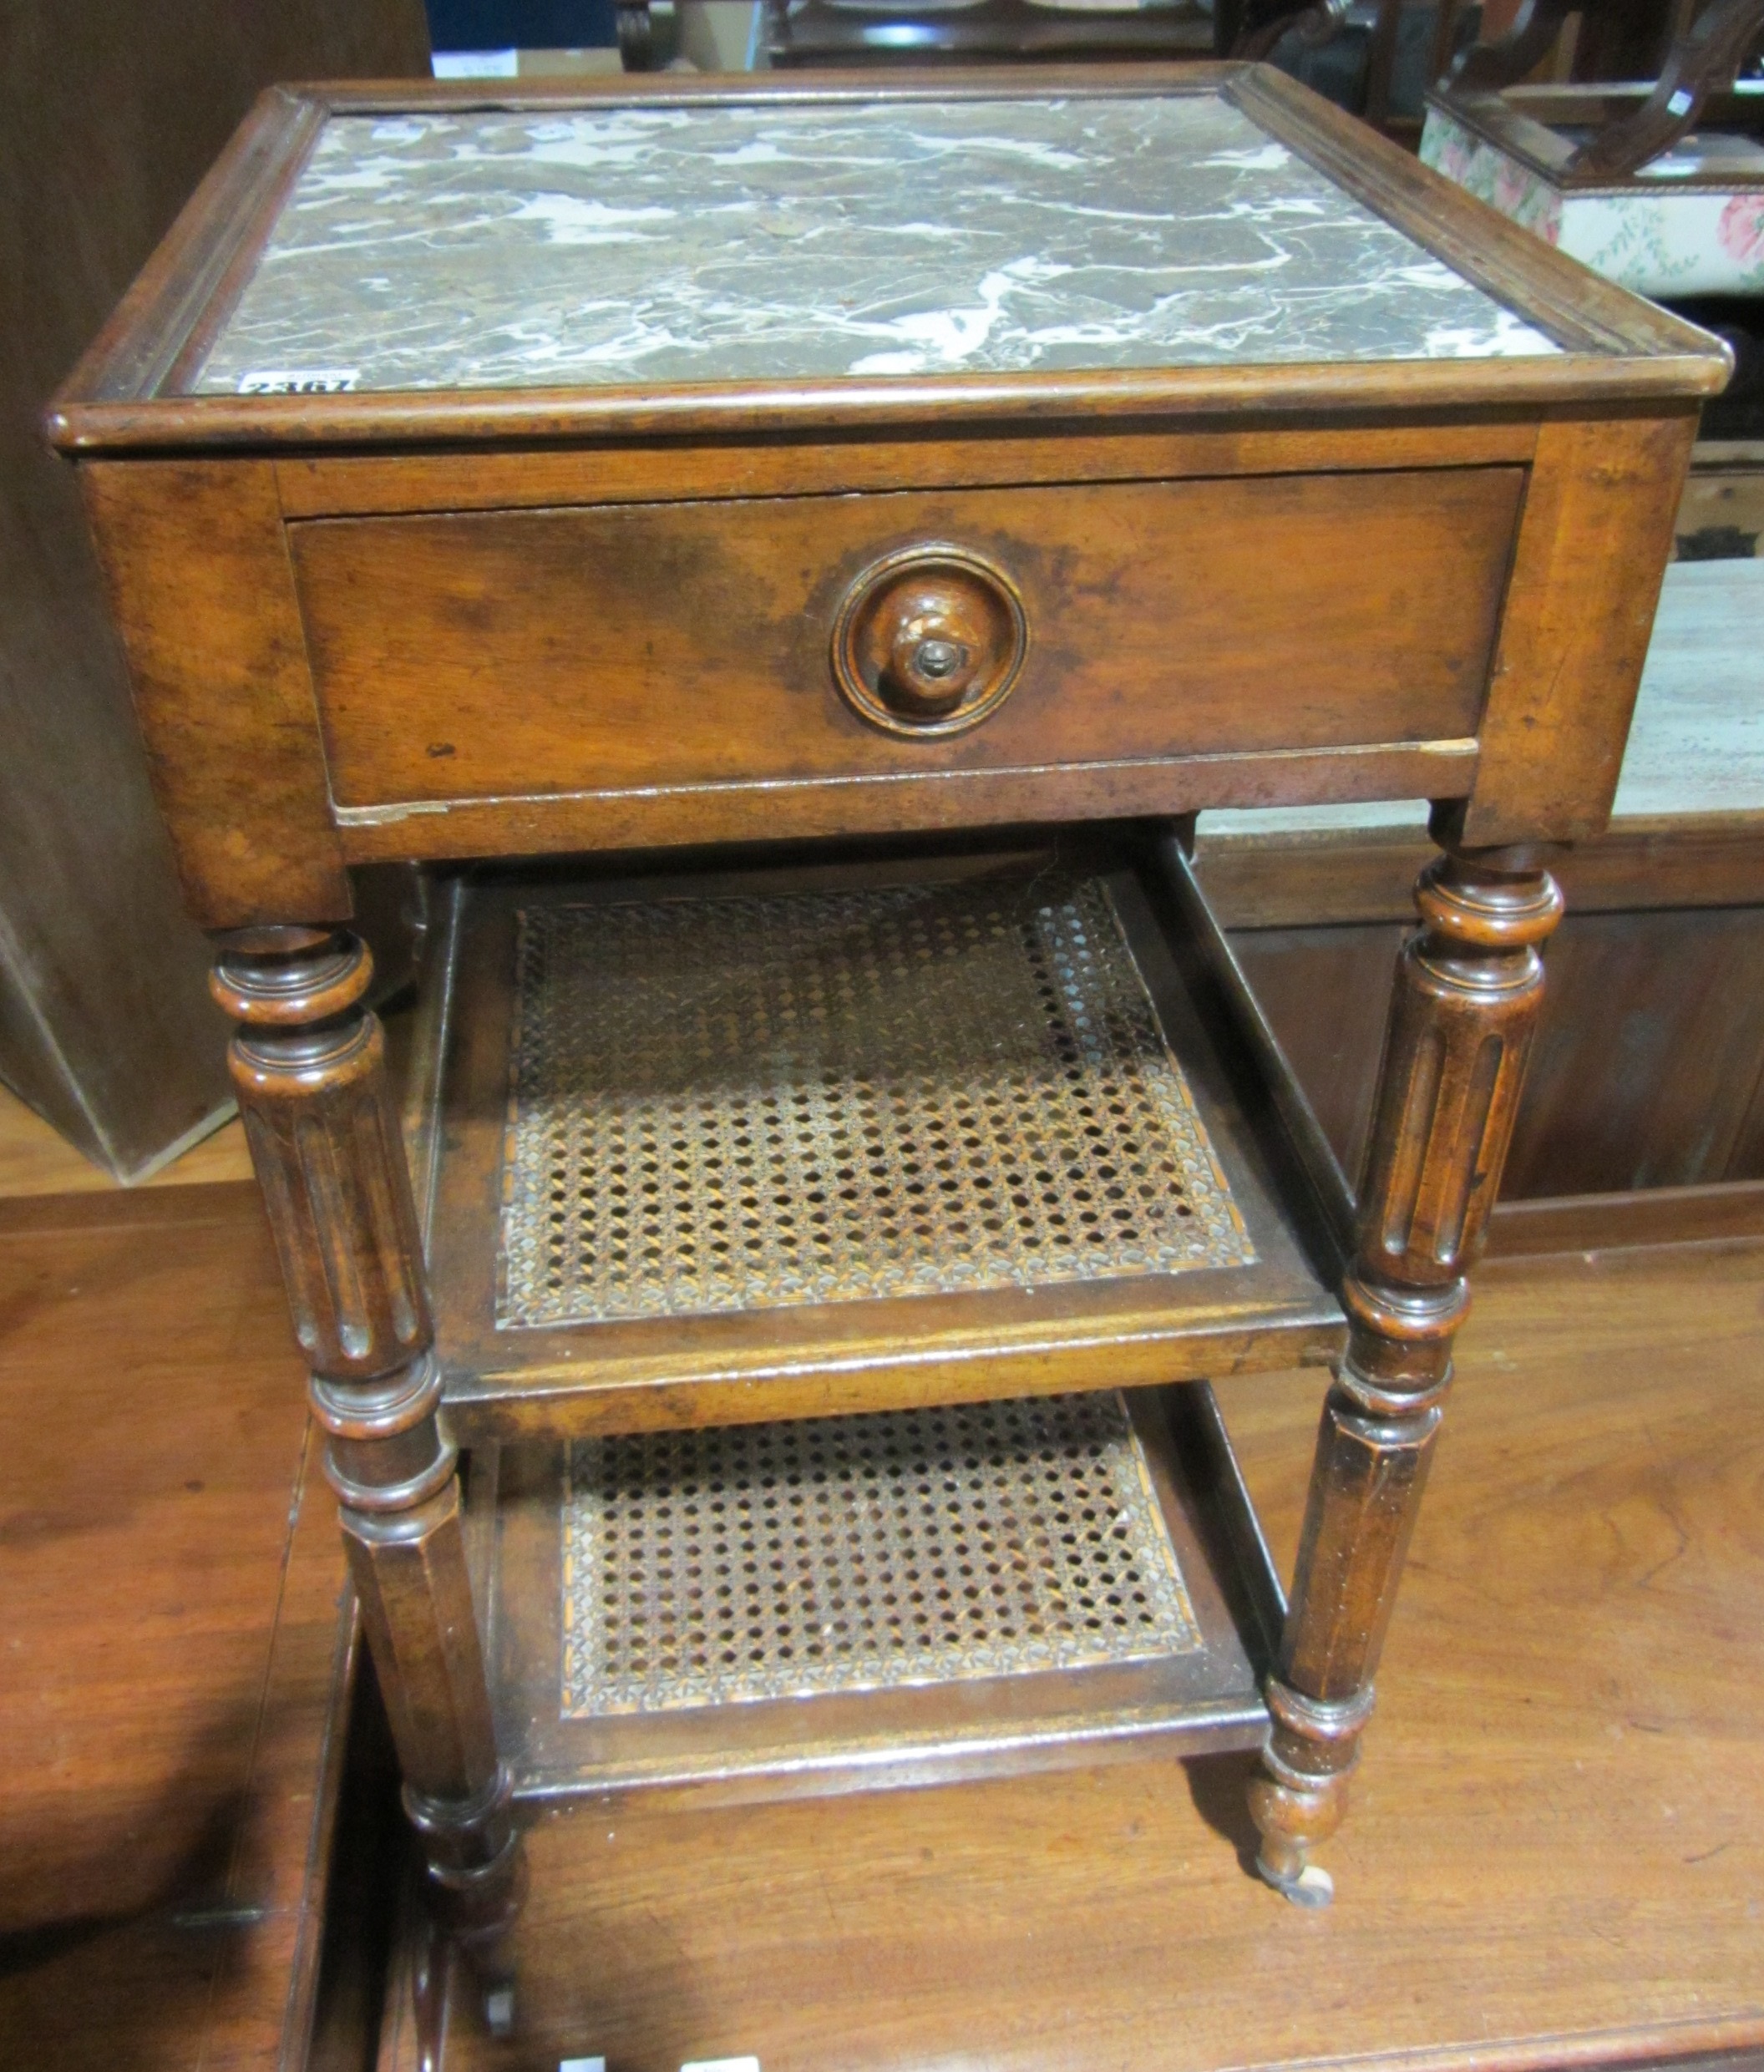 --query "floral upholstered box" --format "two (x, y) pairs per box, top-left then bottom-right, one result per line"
(1422, 90), (1764, 298)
